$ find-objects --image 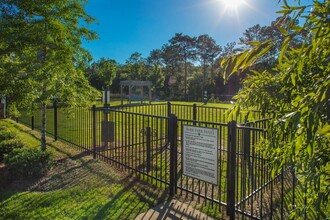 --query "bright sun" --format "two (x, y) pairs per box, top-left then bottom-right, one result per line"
(221, 0), (246, 10)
